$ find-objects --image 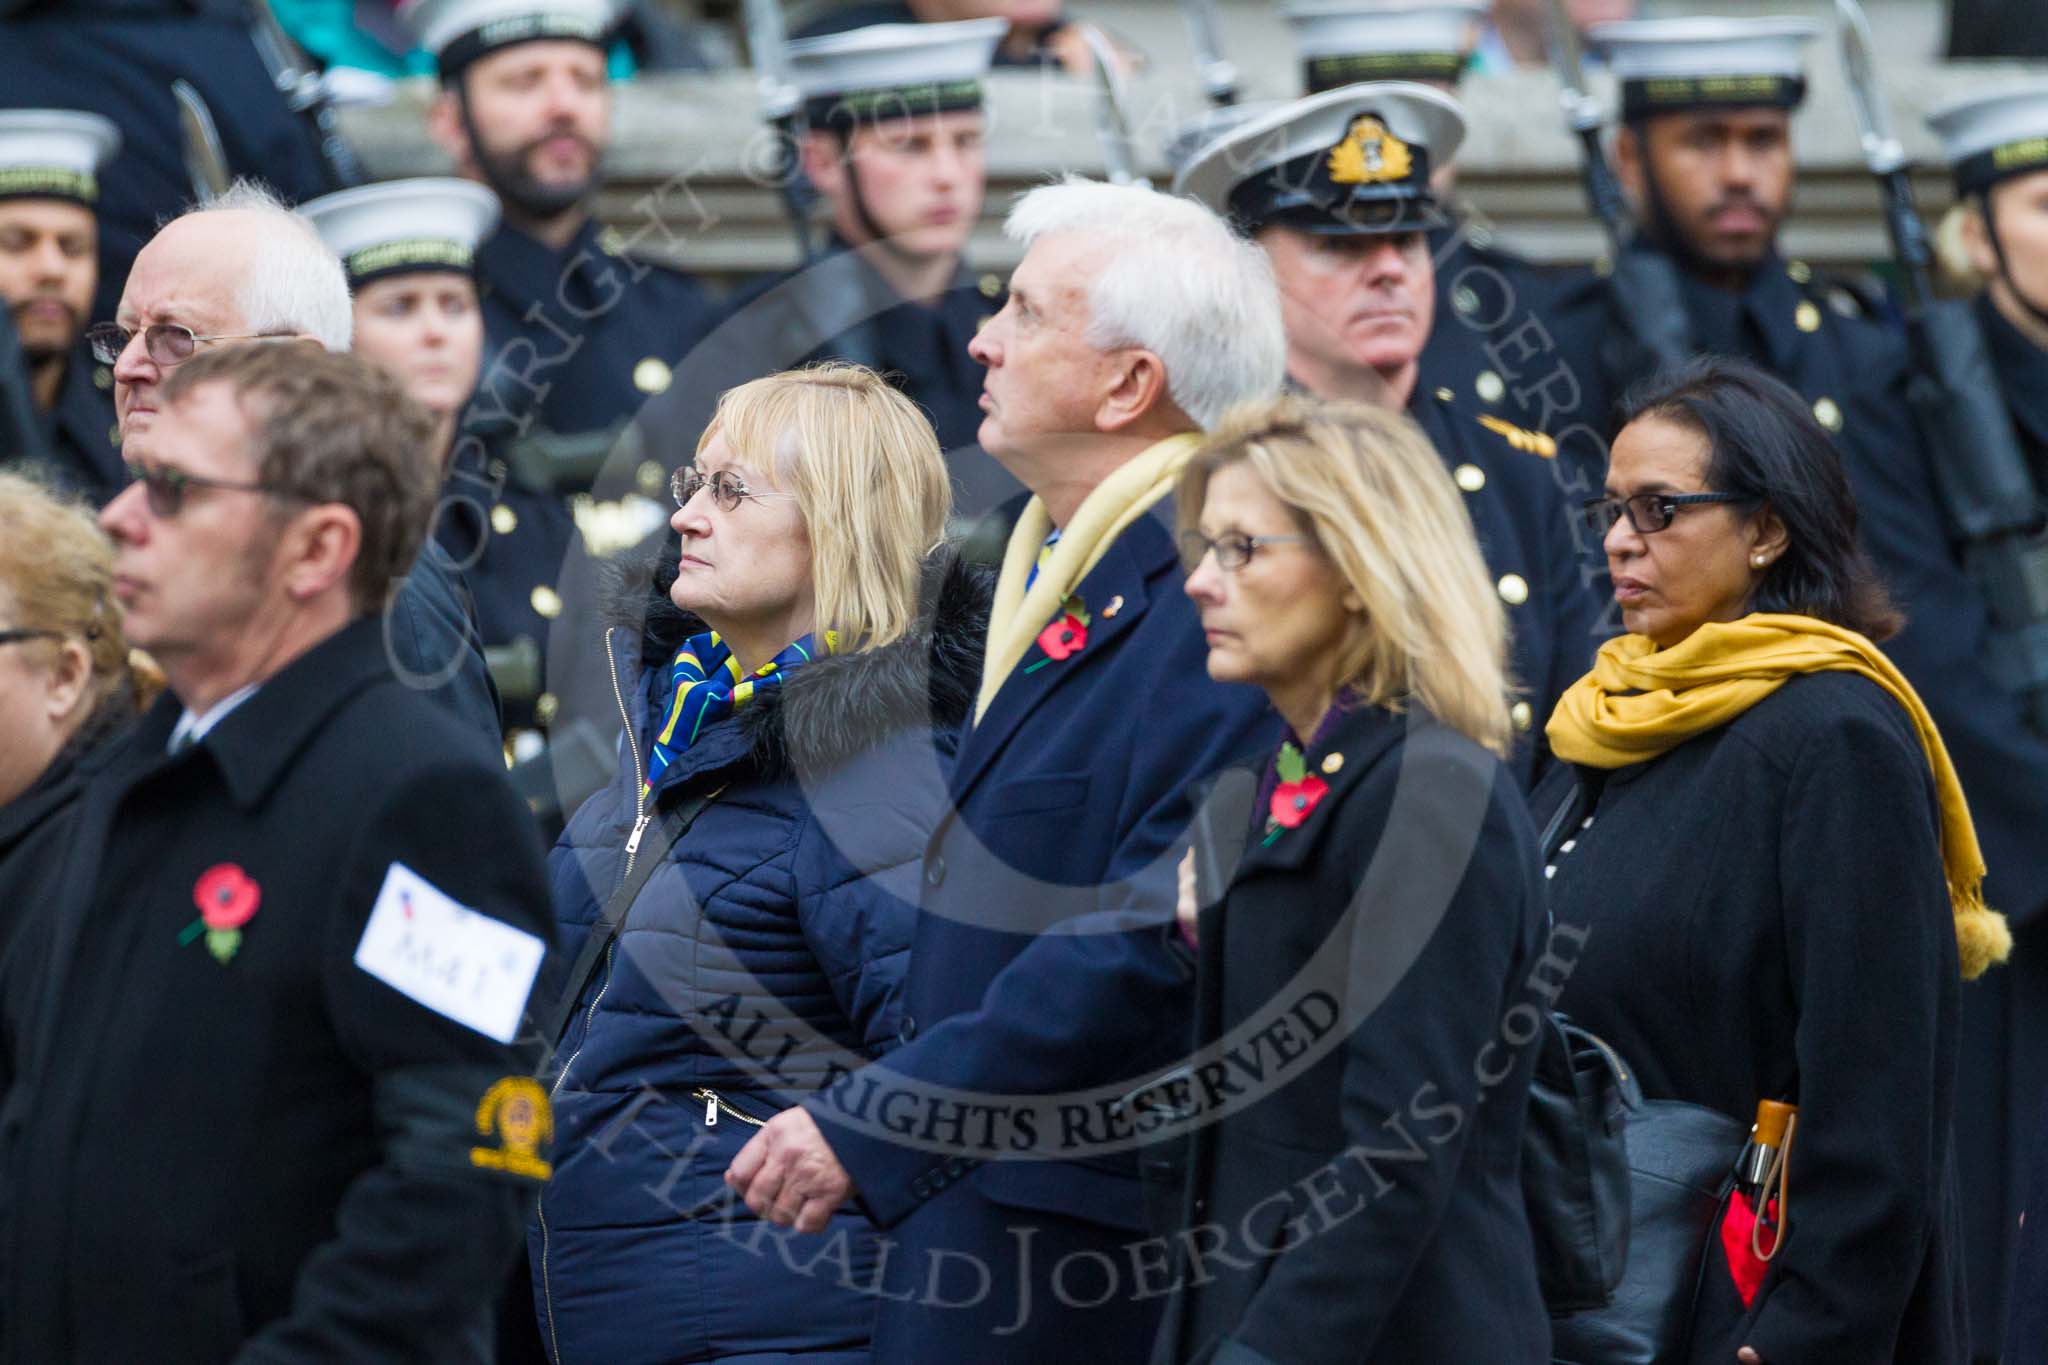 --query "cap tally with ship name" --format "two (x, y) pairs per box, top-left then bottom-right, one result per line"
(1283, 2), (1489, 93)
(787, 19), (1006, 131)
(299, 178), (501, 284)
(401, 0), (619, 78)
(0, 110), (120, 207)
(1929, 84), (2048, 196)
(1590, 17), (1817, 122)
(1174, 80), (1465, 237)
